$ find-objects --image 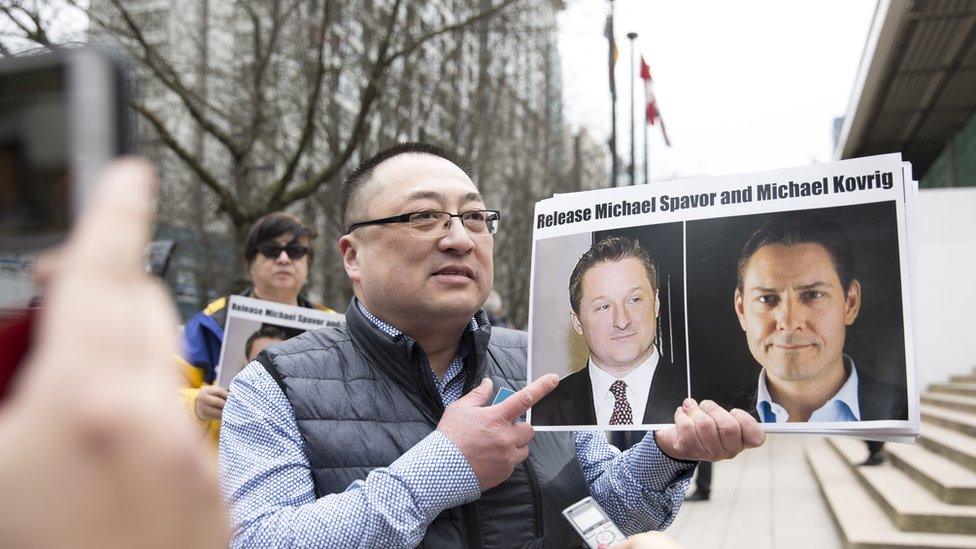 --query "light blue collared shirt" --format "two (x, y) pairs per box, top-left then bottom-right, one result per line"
(756, 355), (861, 423)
